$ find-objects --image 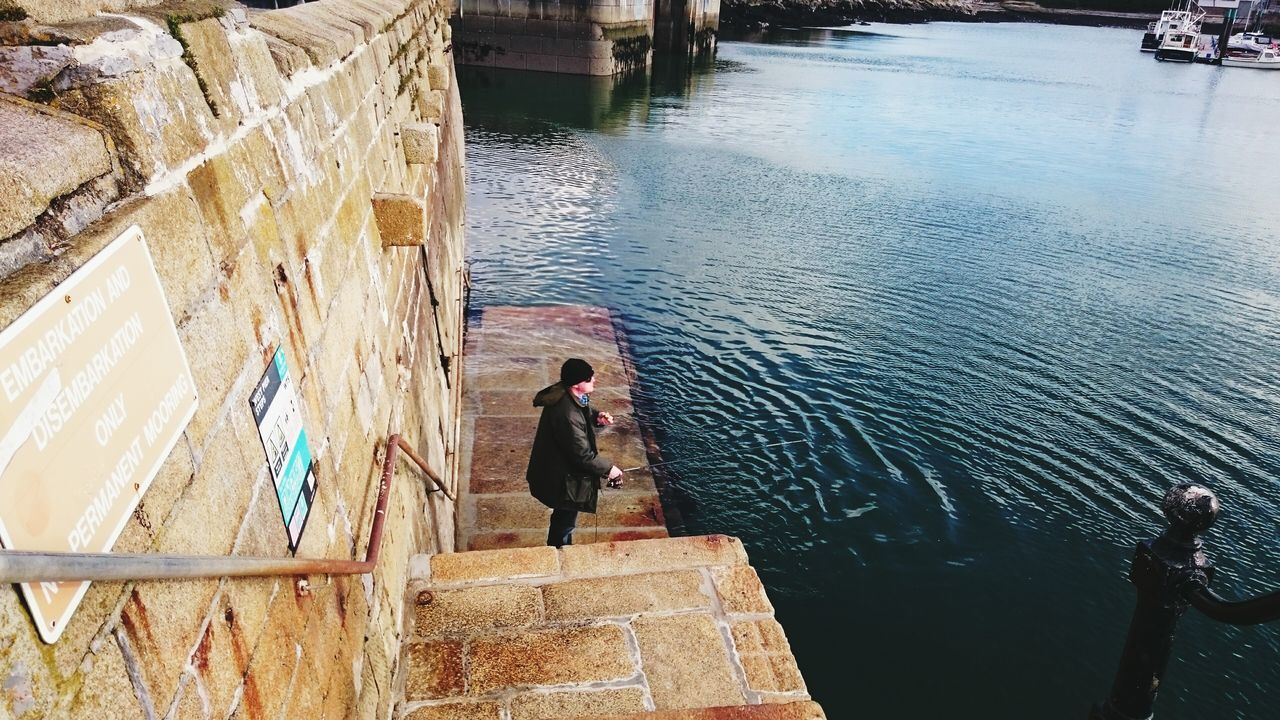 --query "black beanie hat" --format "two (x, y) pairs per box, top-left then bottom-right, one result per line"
(560, 358), (594, 386)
